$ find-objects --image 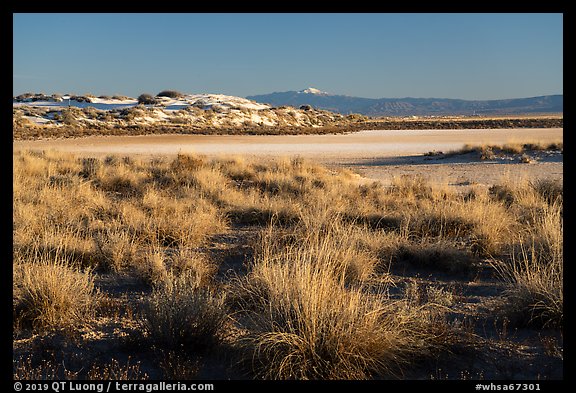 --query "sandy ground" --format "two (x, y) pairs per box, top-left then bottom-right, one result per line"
(13, 128), (563, 188)
(333, 158), (563, 189)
